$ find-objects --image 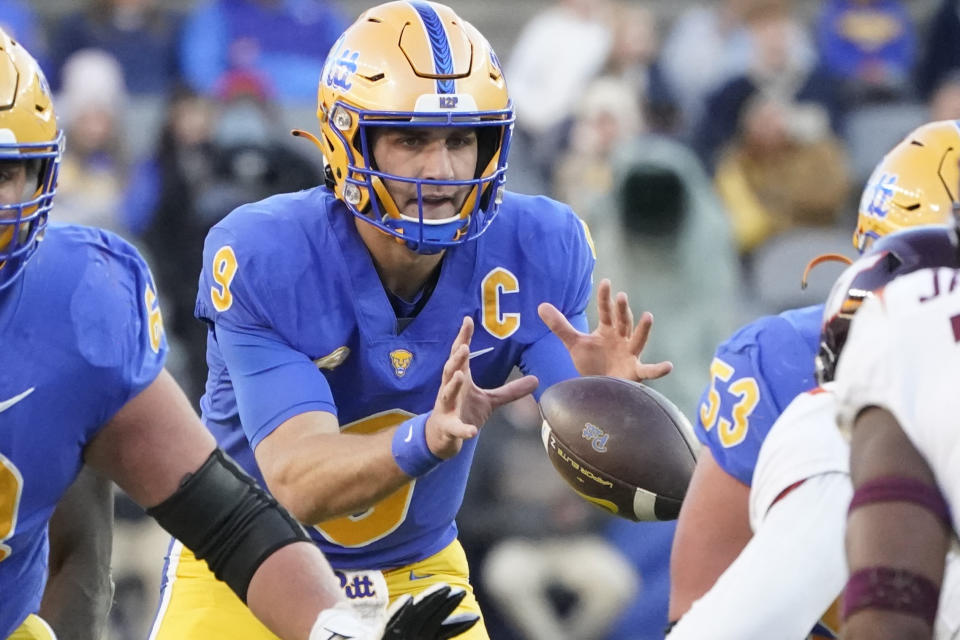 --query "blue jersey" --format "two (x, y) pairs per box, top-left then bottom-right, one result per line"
(0, 225), (166, 637)
(196, 187), (594, 569)
(694, 305), (823, 485)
